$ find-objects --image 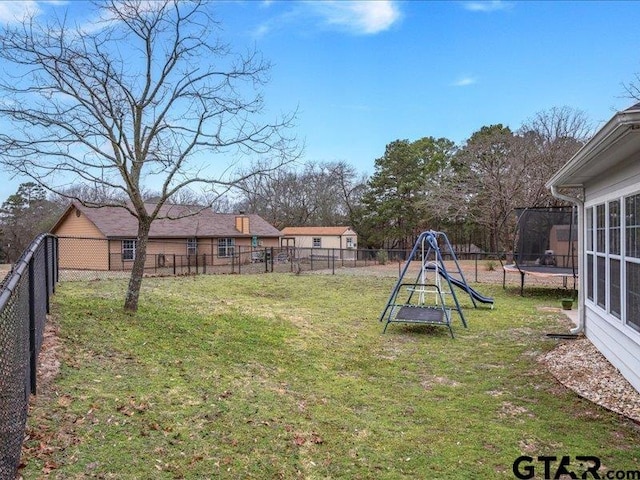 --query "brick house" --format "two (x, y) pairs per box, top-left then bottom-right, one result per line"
(51, 202), (281, 271)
